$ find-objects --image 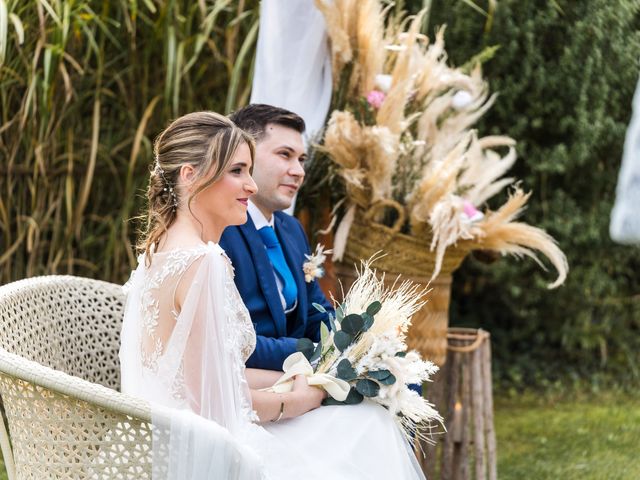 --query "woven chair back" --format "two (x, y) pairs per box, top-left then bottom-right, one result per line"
(0, 275), (125, 389)
(0, 275), (153, 480)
